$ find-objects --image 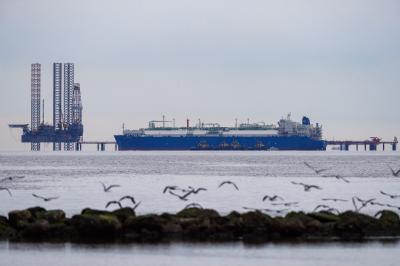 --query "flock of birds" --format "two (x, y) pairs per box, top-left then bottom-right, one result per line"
(0, 163), (399, 216)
